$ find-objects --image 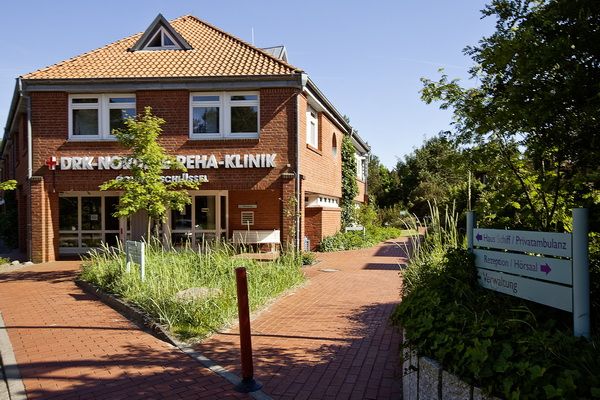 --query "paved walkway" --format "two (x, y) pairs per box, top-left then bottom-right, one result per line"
(0, 238), (409, 399)
(0, 261), (246, 399)
(196, 239), (408, 399)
